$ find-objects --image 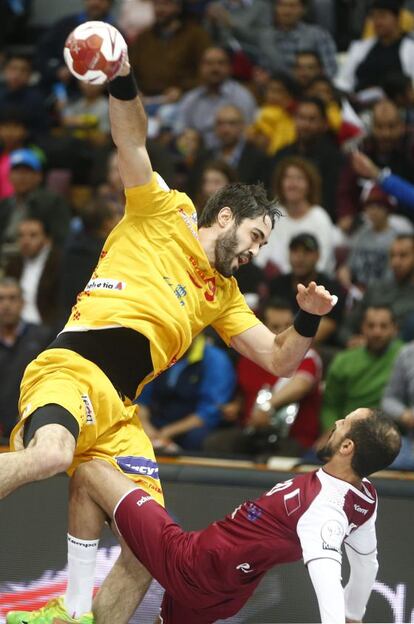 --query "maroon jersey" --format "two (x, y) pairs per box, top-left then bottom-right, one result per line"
(114, 469), (377, 624)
